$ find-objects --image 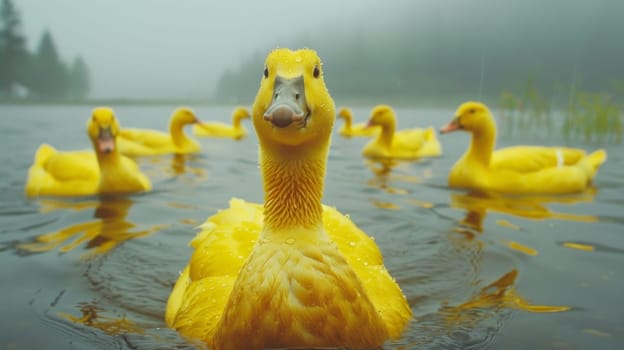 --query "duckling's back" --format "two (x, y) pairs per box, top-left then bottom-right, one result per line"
(25, 144), (99, 197)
